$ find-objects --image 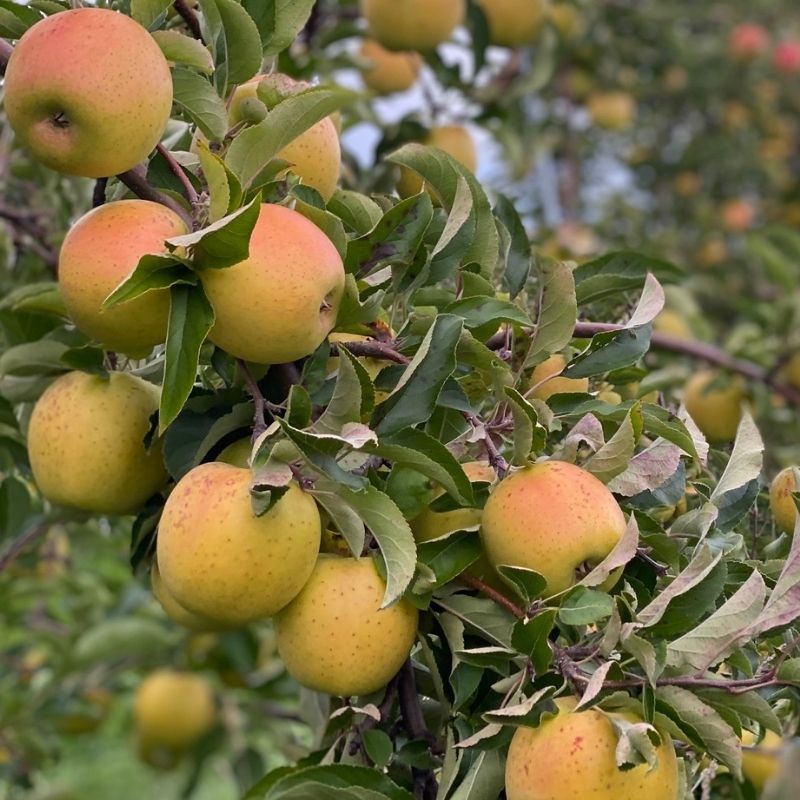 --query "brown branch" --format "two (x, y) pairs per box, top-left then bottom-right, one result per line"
(92, 178), (108, 208)
(117, 167), (192, 228)
(156, 143), (203, 227)
(173, 0), (204, 42)
(348, 672), (400, 756)
(398, 659), (439, 800)
(0, 39), (12, 75)
(459, 573), (525, 619)
(238, 360), (268, 442)
(464, 411), (509, 479)
(331, 339), (410, 365)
